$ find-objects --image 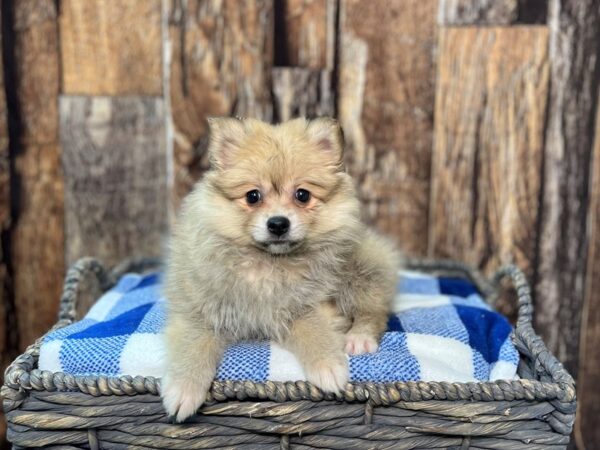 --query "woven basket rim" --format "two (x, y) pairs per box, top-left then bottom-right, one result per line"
(2, 257), (576, 411)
